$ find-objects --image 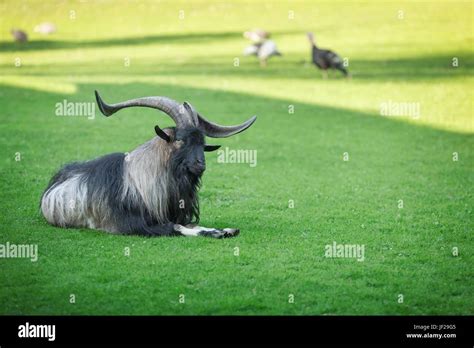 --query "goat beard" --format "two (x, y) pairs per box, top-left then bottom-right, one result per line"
(168, 163), (202, 226)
